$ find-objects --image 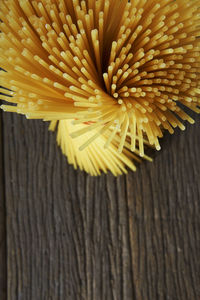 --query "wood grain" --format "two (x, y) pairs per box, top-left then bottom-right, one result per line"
(3, 111), (200, 300)
(0, 111), (6, 300)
